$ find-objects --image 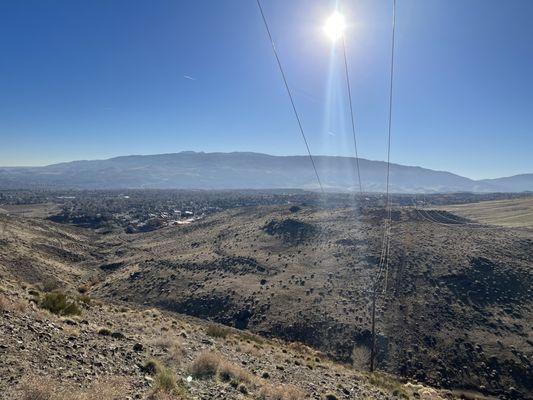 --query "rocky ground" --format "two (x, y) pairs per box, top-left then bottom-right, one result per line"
(89, 205), (532, 398)
(1, 278), (447, 400)
(0, 201), (531, 399)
